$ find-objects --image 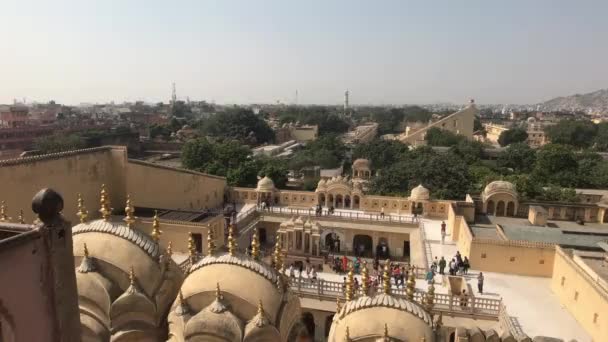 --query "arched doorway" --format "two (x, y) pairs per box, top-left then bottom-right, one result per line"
(328, 194), (334, 208)
(506, 202), (515, 216)
(302, 312), (315, 338)
(353, 195), (360, 209)
(335, 194), (343, 208)
(259, 228), (267, 245)
(353, 235), (373, 257)
(449, 331), (456, 342)
(324, 314), (334, 338)
(486, 200), (495, 215)
(318, 193), (326, 207)
(344, 195), (351, 209)
(416, 202), (423, 215)
(376, 237), (389, 259)
(496, 201), (505, 216)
